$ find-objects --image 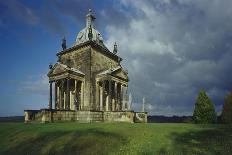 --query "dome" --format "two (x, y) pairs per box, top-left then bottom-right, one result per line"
(74, 9), (104, 46)
(75, 27), (103, 45)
